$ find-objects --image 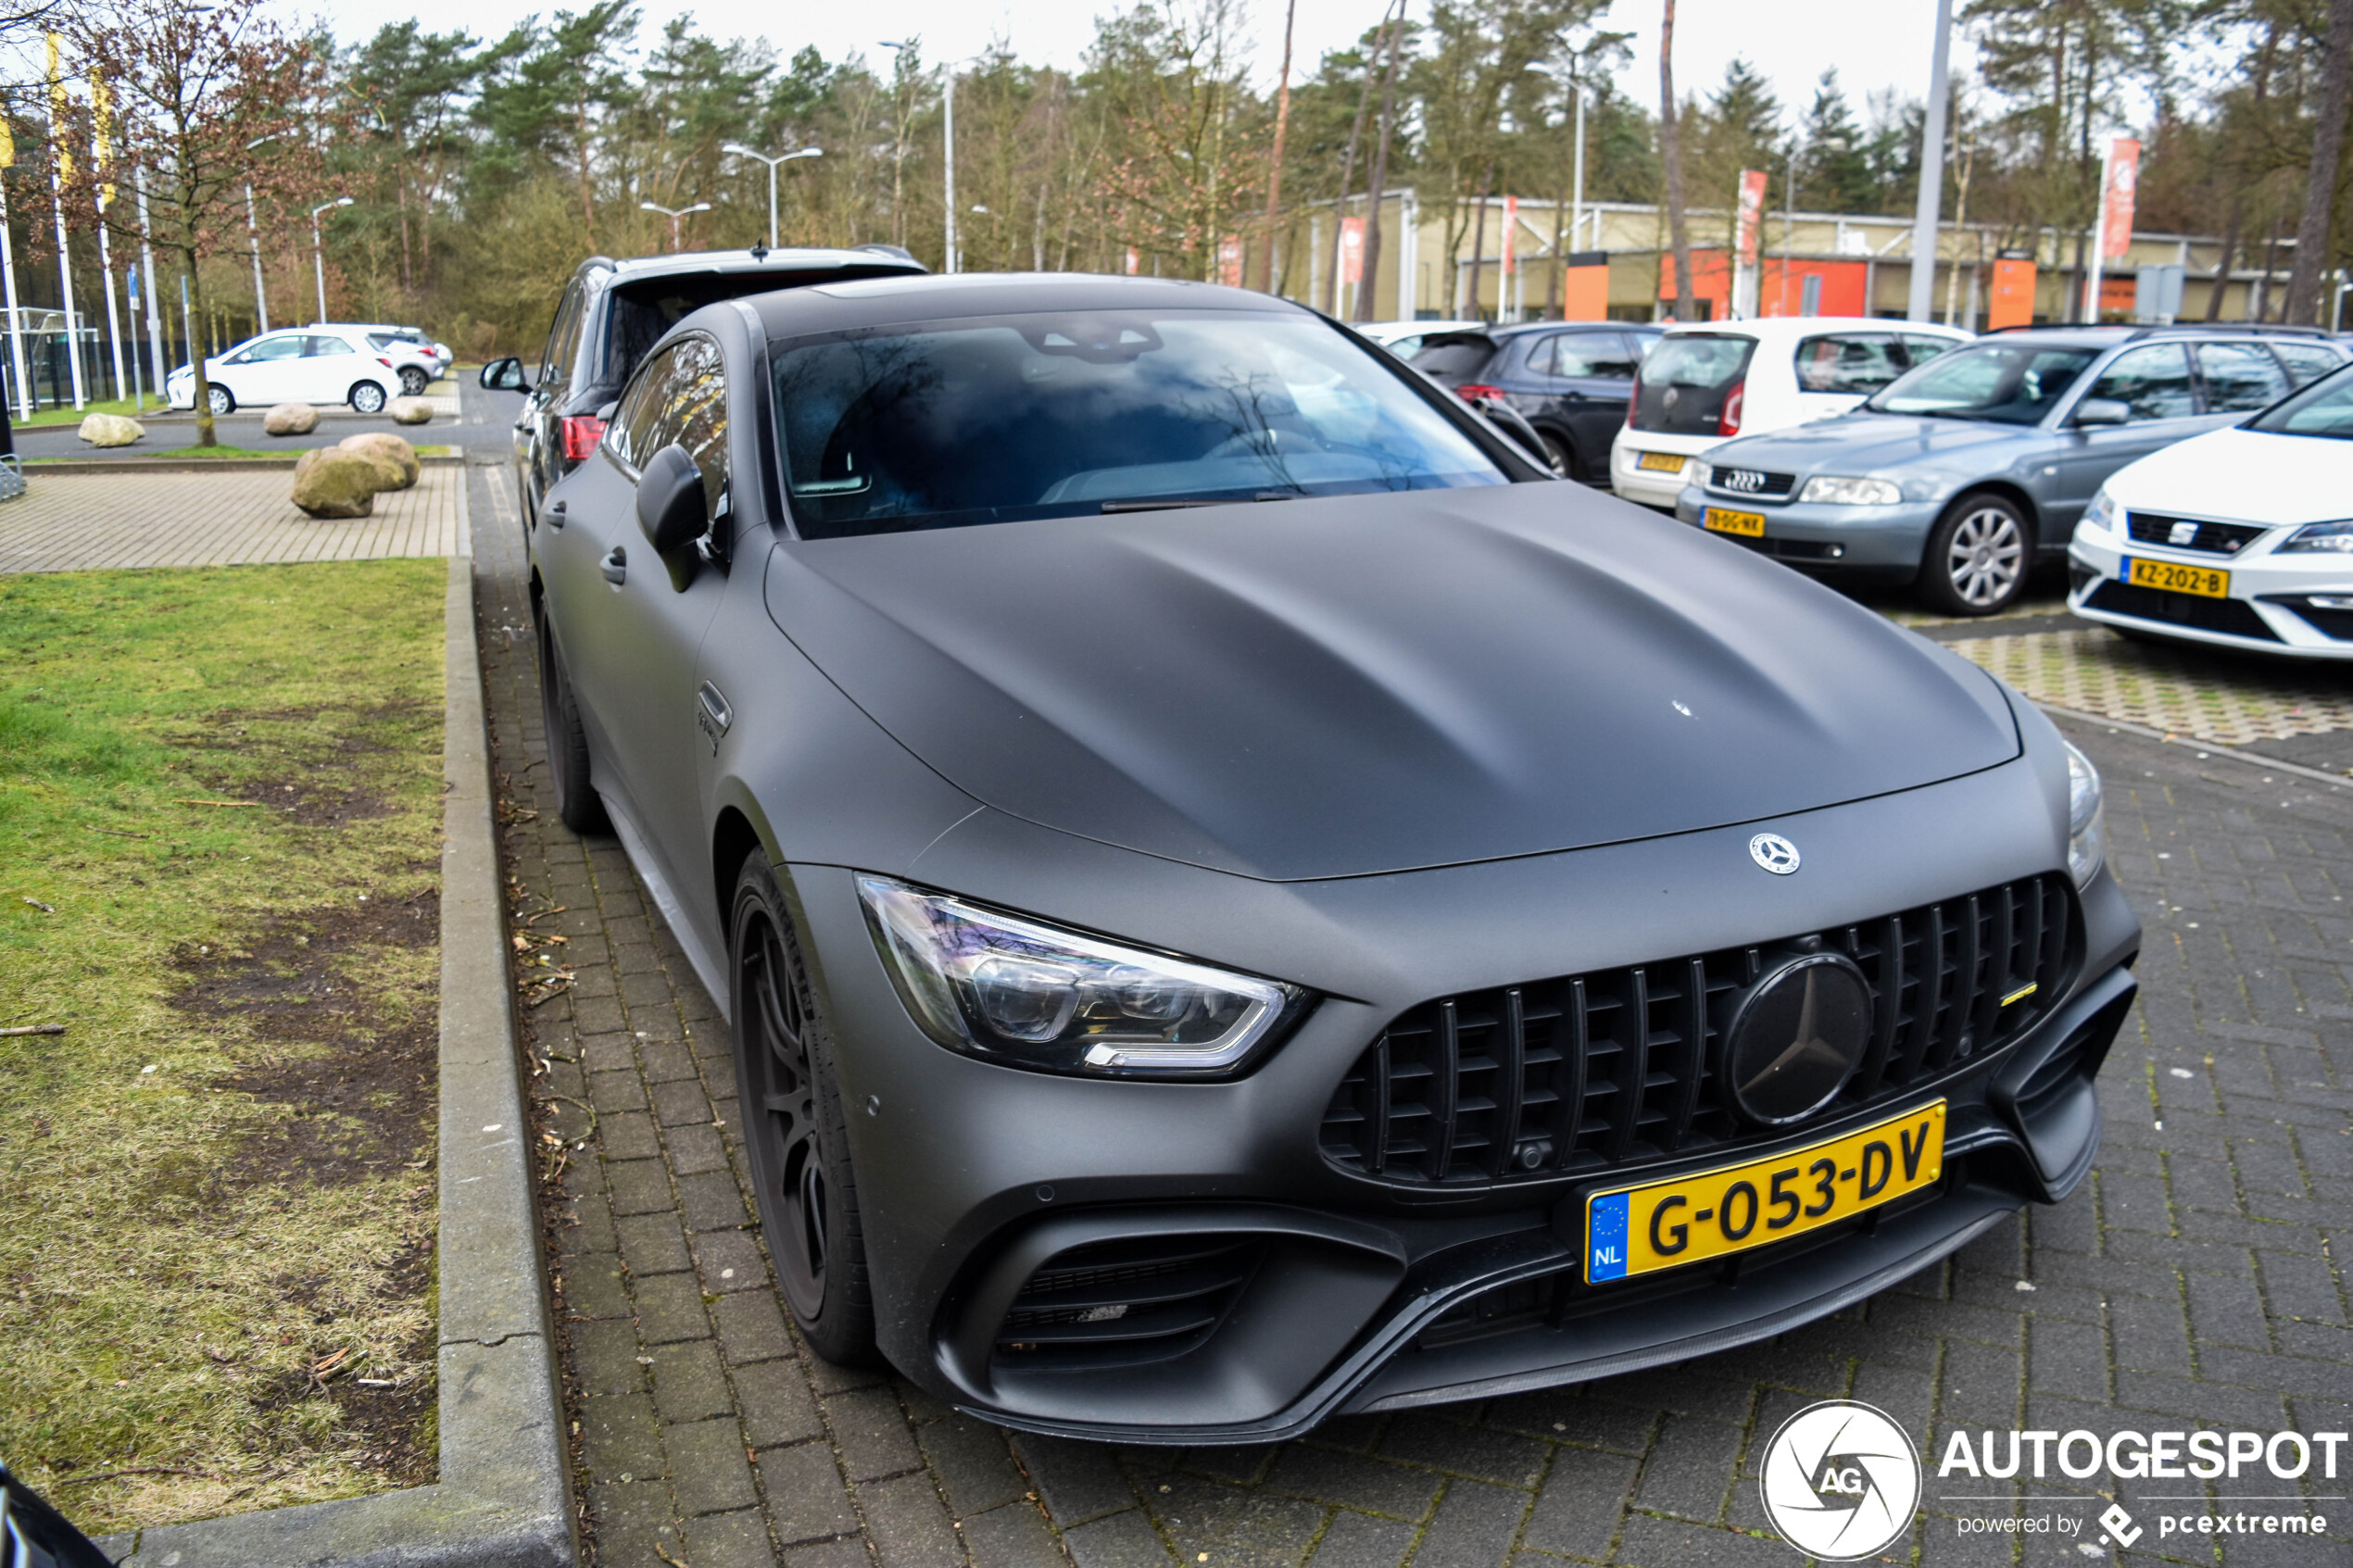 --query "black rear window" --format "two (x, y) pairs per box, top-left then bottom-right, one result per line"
(1633, 334), (1755, 433)
(1407, 333), (1500, 381)
(599, 265), (913, 389)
